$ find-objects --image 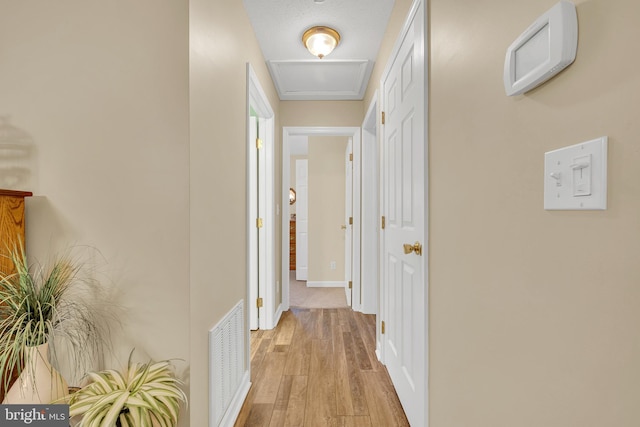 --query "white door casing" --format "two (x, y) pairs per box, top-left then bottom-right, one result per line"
(362, 93), (379, 316)
(380, 0), (428, 426)
(281, 127), (361, 312)
(345, 139), (353, 306)
(295, 159), (308, 281)
(246, 64), (276, 333)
